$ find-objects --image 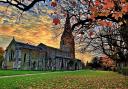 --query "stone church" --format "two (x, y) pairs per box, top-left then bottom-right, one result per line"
(2, 14), (84, 71)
